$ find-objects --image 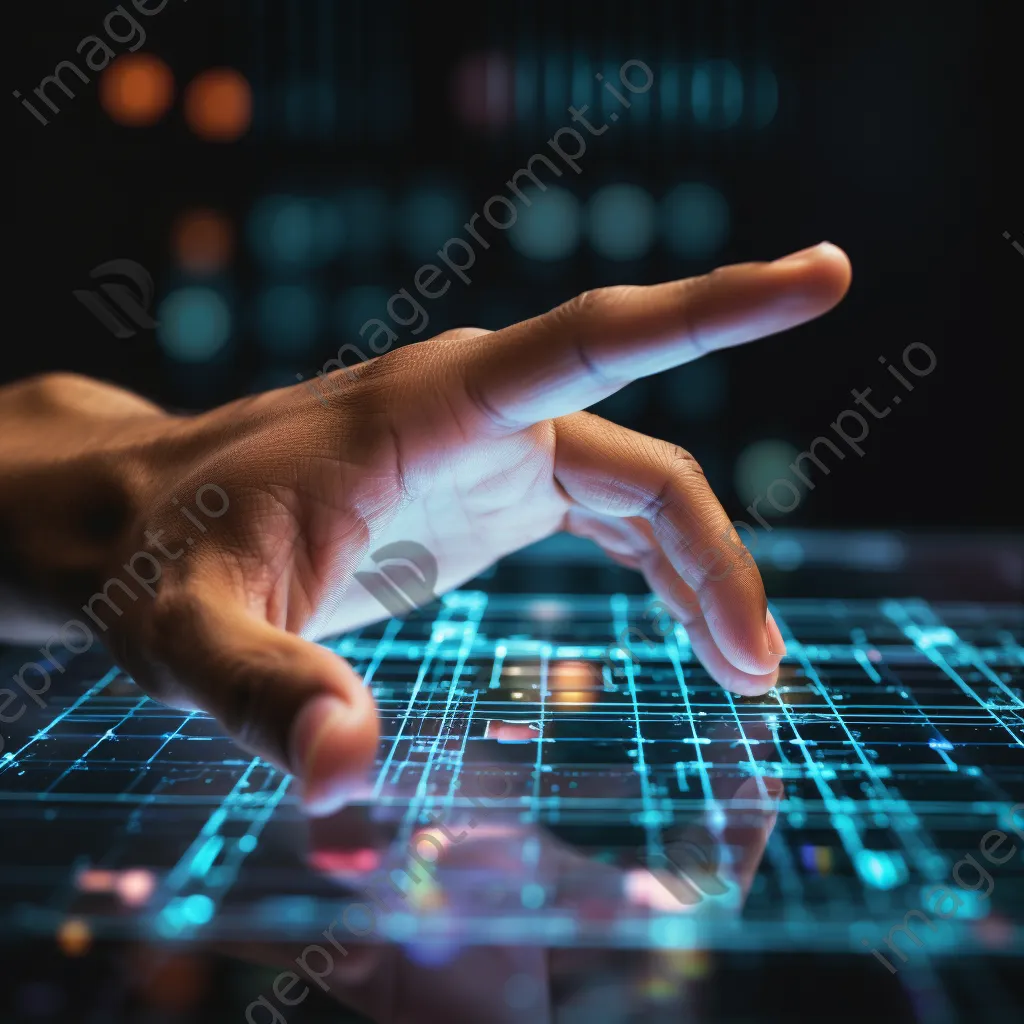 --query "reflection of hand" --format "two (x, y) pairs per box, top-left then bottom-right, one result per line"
(0, 244), (850, 811)
(235, 772), (781, 1024)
